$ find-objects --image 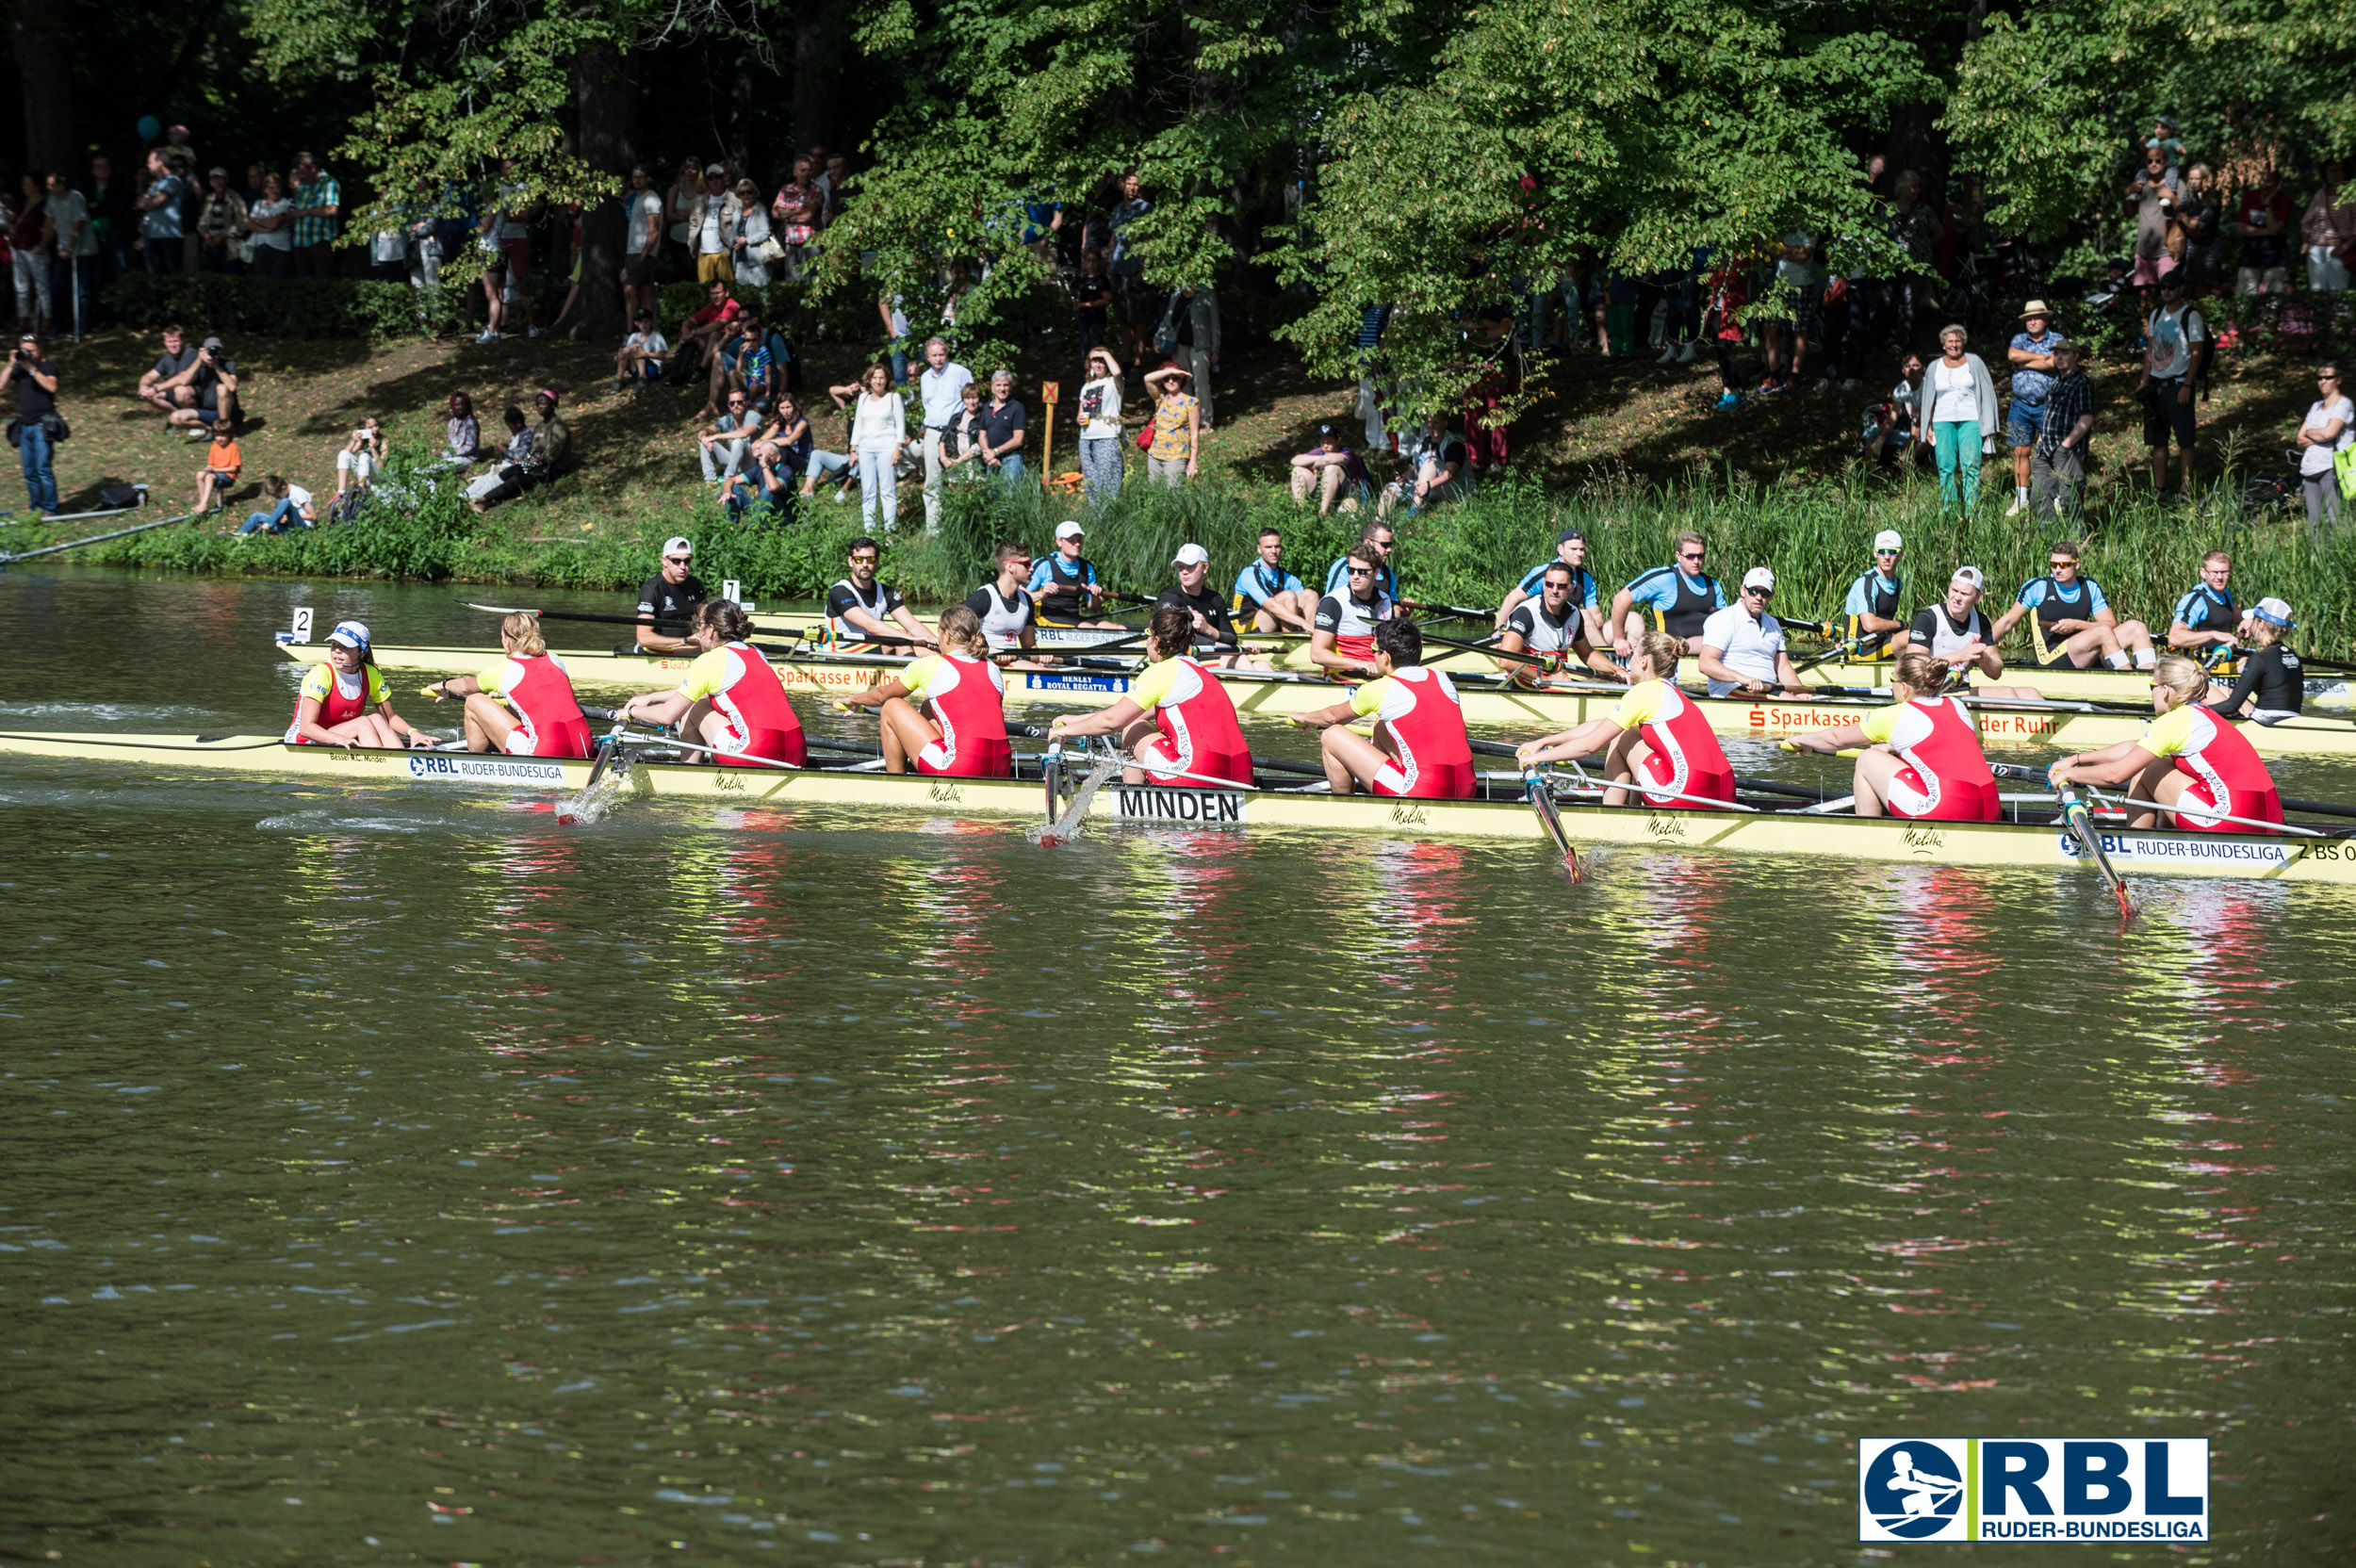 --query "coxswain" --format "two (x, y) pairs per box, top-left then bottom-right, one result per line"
(1840, 529), (1908, 657)
(1495, 561), (1612, 685)
(1784, 649), (2001, 821)
(2050, 654), (2282, 831)
(1513, 629), (1735, 809)
(2204, 596), (2304, 722)
(1694, 567), (1808, 697)
(826, 536), (937, 652)
(1608, 531), (1725, 656)
(286, 620), (438, 750)
(620, 599), (807, 766)
(1157, 543), (1268, 668)
(2166, 548), (2243, 663)
(1233, 526), (1316, 634)
(1047, 605), (1253, 787)
(1497, 525), (1606, 648)
(1291, 618), (1475, 798)
(1988, 537), (2157, 671)
(427, 611), (594, 758)
(841, 604), (1013, 776)
(634, 534), (707, 654)
(1307, 544), (1395, 680)
(964, 539), (1048, 663)
(1321, 518), (1399, 600)
(1025, 520), (1124, 629)
(1891, 567), (2038, 698)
